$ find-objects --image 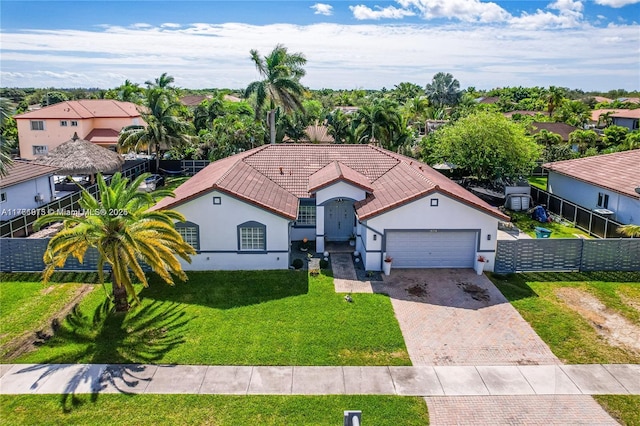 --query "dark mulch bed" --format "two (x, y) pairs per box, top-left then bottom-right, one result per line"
(352, 253), (383, 282)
